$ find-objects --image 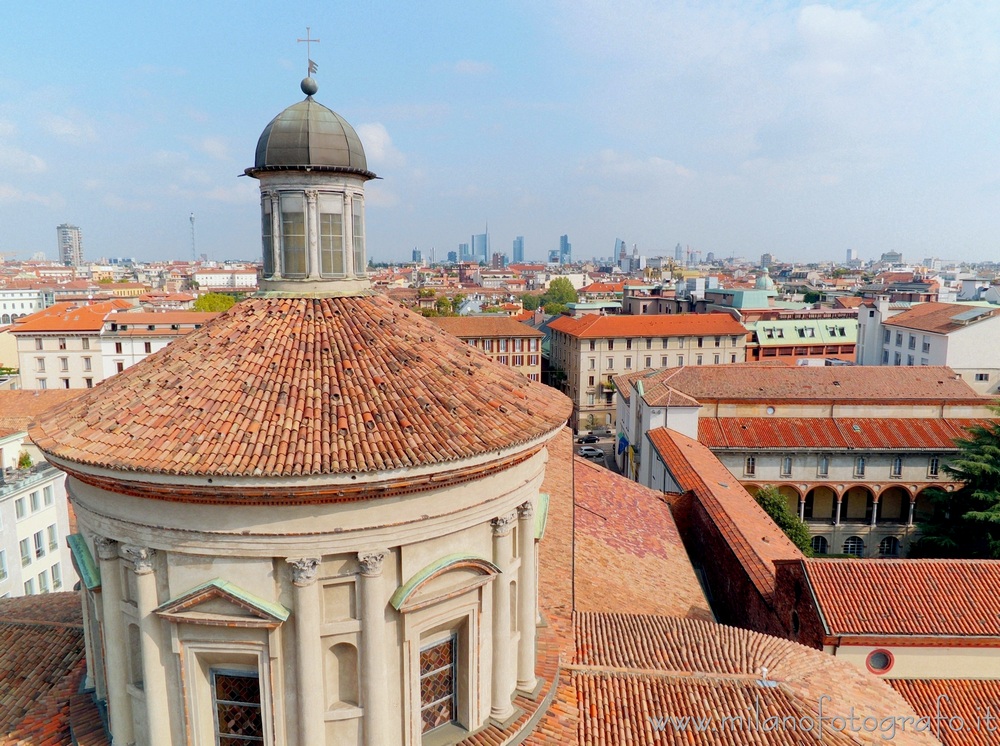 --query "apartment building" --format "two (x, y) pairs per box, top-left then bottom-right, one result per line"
(548, 312), (748, 431)
(857, 296), (1000, 394)
(193, 267), (259, 290)
(430, 316), (543, 381)
(617, 364), (994, 558)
